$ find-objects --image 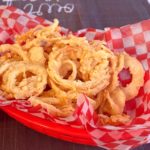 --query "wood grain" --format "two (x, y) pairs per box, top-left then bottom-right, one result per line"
(0, 0), (150, 150)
